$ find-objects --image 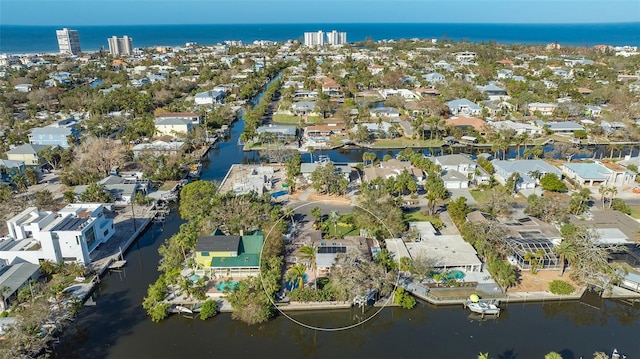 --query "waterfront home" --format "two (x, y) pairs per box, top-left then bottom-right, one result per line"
(154, 118), (195, 137)
(0, 159), (25, 181)
(527, 102), (557, 116)
(154, 112), (201, 126)
(600, 120), (626, 134)
(363, 159), (424, 182)
(353, 122), (396, 138)
(194, 89), (225, 105)
(301, 161), (351, 182)
(491, 159), (562, 191)
(432, 154), (477, 177)
(446, 99), (482, 116)
(74, 175), (149, 203)
(304, 124), (344, 142)
(255, 124), (297, 142)
(131, 140), (185, 159)
(536, 120), (585, 136)
(487, 120), (543, 136)
(0, 260), (41, 311)
(445, 116), (487, 135)
(562, 161), (635, 187)
(5, 143), (50, 166)
(312, 236), (372, 276)
(194, 230), (264, 278)
(2, 204), (115, 266)
(386, 221), (482, 272)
